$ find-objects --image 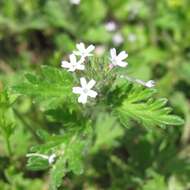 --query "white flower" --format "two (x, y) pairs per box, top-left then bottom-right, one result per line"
(48, 154), (56, 164)
(105, 21), (117, 32)
(109, 48), (128, 68)
(61, 54), (85, 72)
(70, 0), (80, 5)
(112, 33), (124, 46)
(72, 77), (98, 104)
(73, 43), (95, 58)
(145, 80), (155, 88)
